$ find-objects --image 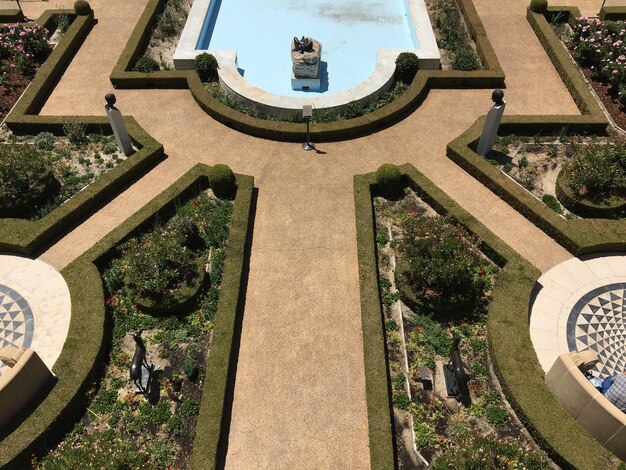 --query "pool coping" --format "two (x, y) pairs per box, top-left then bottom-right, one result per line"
(172, 0), (441, 116)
